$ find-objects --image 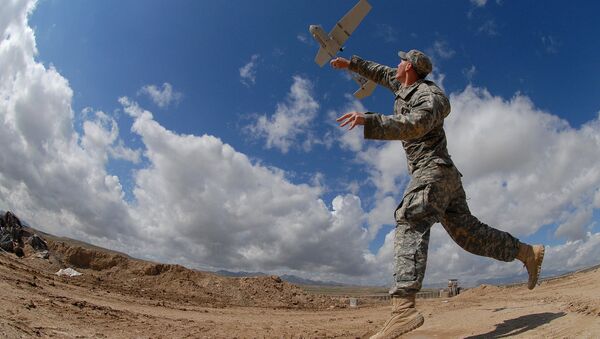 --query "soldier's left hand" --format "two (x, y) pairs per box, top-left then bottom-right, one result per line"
(336, 112), (365, 130)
